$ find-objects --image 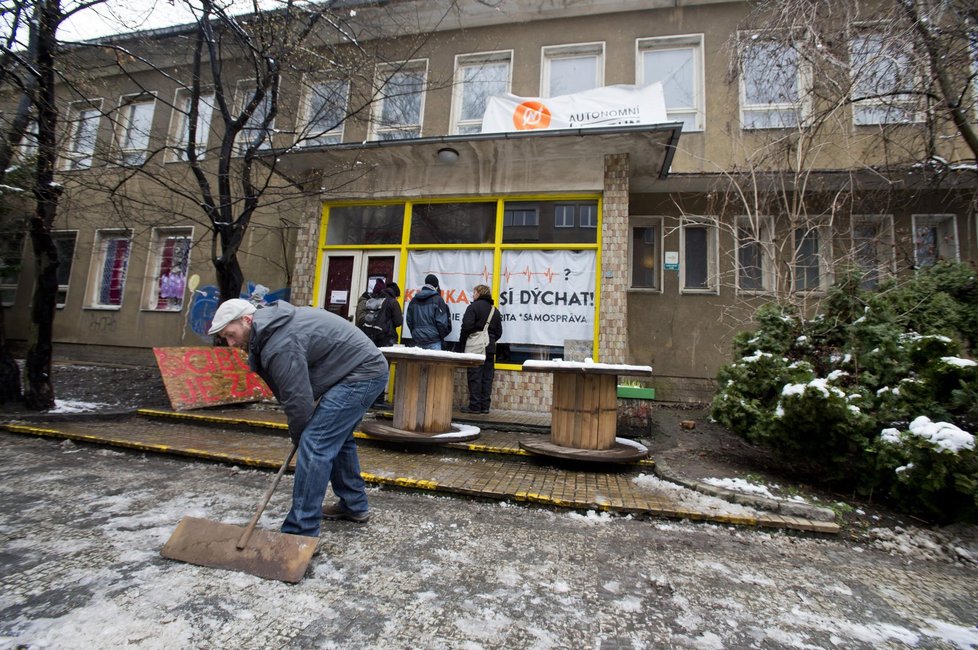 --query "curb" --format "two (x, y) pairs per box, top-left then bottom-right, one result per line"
(653, 459), (838, 524)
